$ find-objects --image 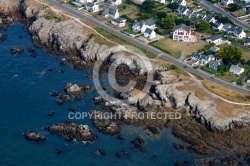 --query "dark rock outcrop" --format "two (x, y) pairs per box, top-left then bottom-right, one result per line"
(47, 121), (98, 142)
(131, 136), (145, 152)
(23, 131), (46, 141)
